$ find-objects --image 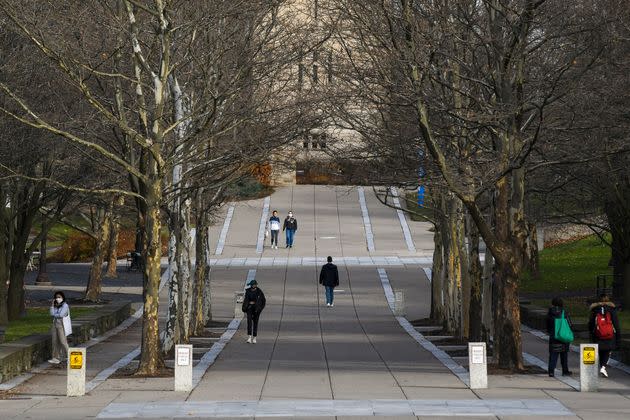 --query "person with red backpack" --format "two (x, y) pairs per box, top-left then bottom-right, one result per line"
(588, 294), (621, 378)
